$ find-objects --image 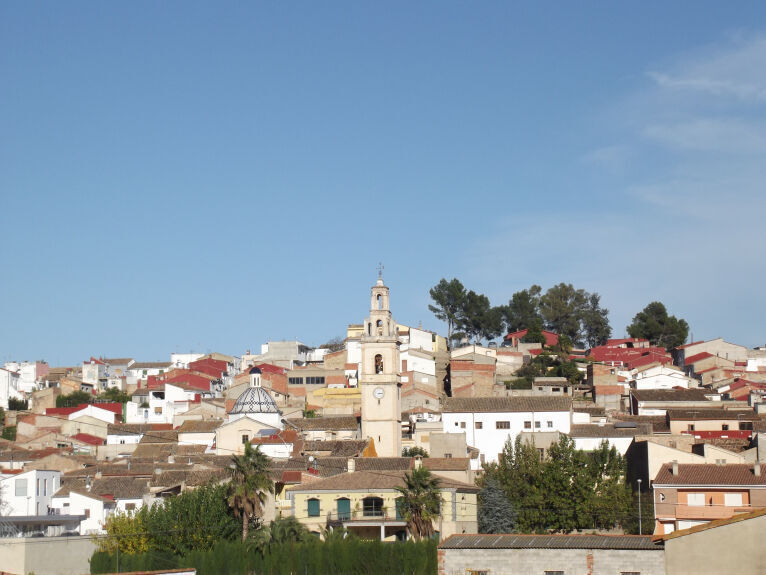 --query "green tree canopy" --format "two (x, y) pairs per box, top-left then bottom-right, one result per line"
(428, 278), (467, 344)
(501, 285), (542, 334)
(394, 466), (442, 541)
(482, 437), (630, 533)
(56, 390), (93, 408)
(627, 301), (689, 350)
(228, 443), (275, 541)
(478, 477), (517, 534)
(581, 293), (612, 348)
(402, 446), (429, 458)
